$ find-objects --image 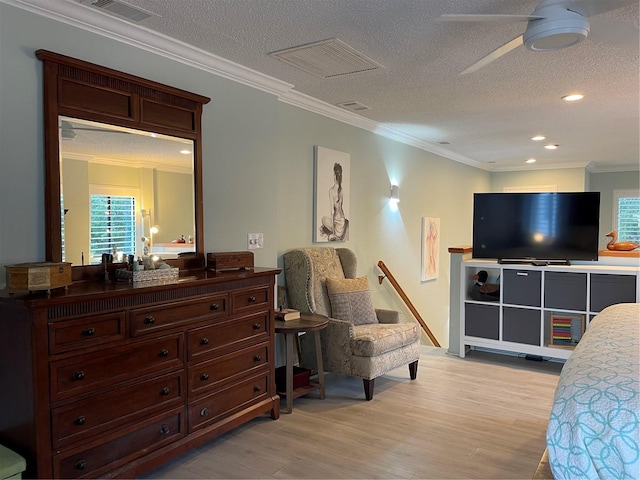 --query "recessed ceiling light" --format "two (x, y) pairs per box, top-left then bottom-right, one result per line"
(526, 158), (537, 164)
(562, 94), (584, 102)
(544, 144), (559, 150)
(531, 135), (546, 141)
(180, 149), (191, 155)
